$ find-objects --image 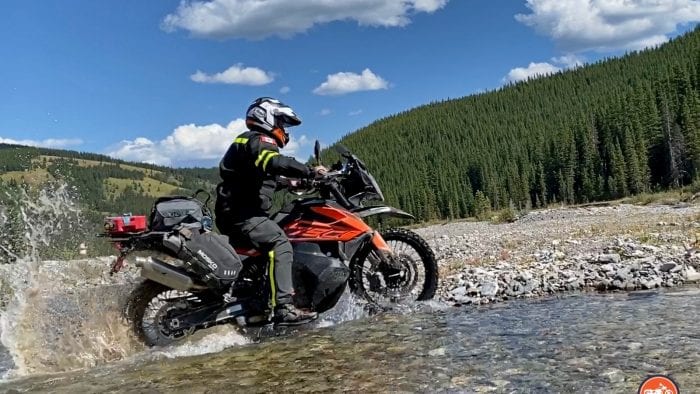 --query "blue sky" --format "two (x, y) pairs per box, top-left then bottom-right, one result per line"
(1, 0), (699, 167)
